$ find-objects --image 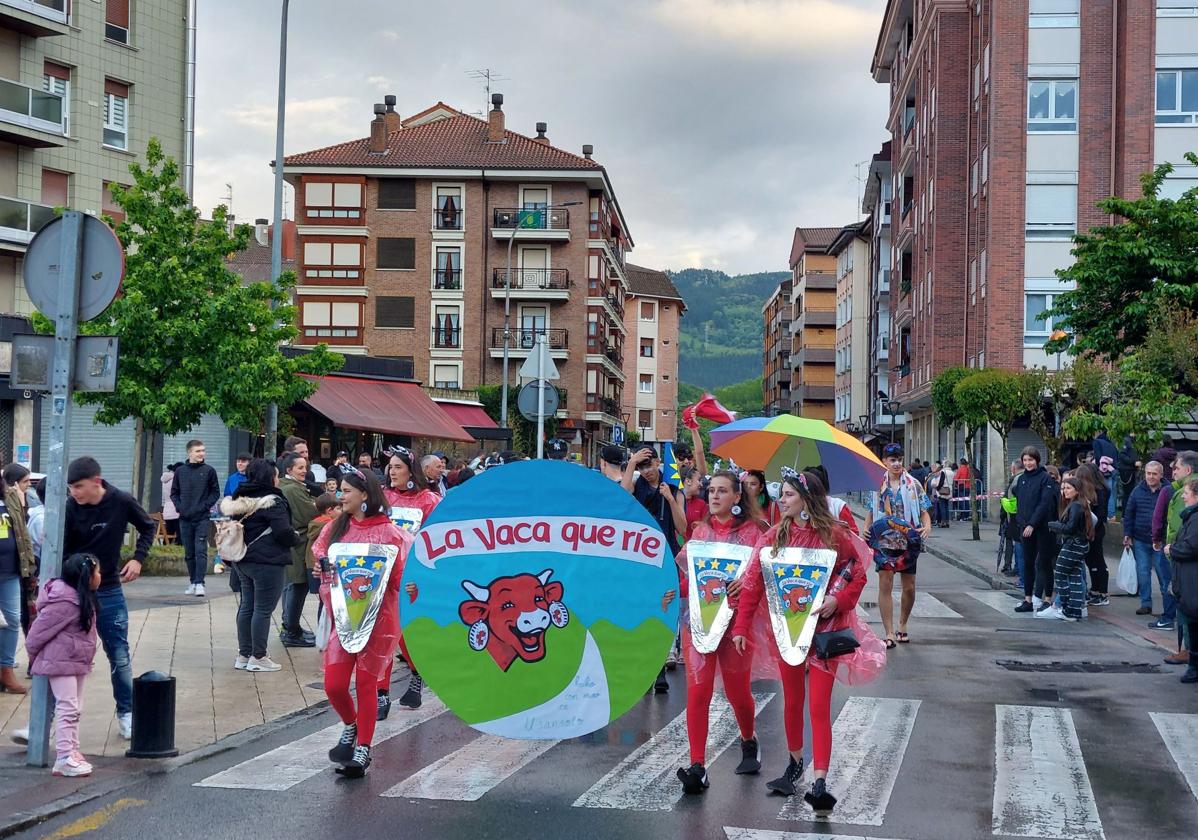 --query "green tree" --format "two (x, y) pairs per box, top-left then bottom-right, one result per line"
(40, 138), (341, 503)
(955, 369), (1025, 474)
(930, 368), (978, 537)
(1045, 153), (1198, 362)
(951, 371), (1001, 541)
(1016, 357), (1108, 465)
(476, 384), (557, 455)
